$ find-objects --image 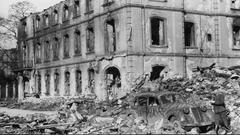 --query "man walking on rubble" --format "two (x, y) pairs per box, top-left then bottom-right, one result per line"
(211, 93), (231, 134)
